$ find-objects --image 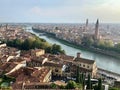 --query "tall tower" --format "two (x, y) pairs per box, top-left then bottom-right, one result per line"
(84, 19), (88, 32)
(0, 24), (2, 29)
(86, 19), (88, 29)
(6, 24), (8, 30)
(94, 19), (99, 39)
